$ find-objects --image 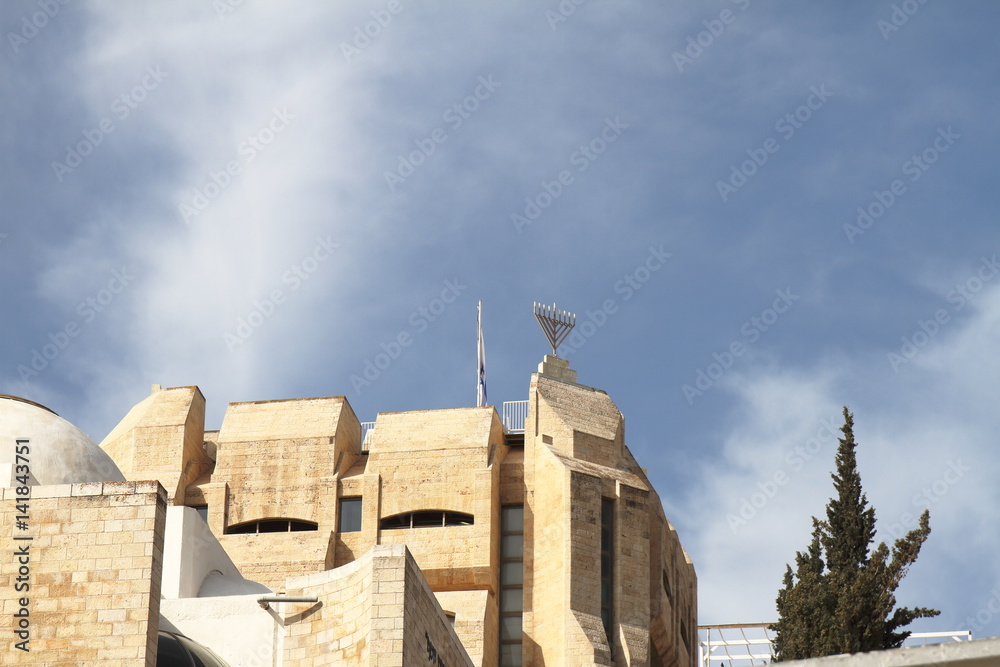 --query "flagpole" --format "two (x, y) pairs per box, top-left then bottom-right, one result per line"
(477, 300), (487, 407)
